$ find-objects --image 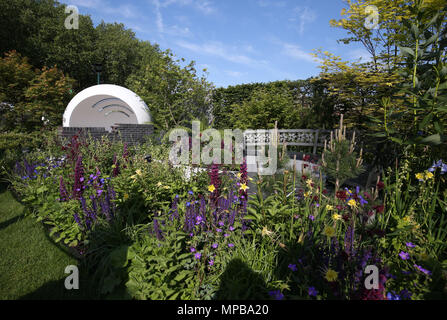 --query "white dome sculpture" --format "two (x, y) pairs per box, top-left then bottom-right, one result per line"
(63, 84), (151, 131)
